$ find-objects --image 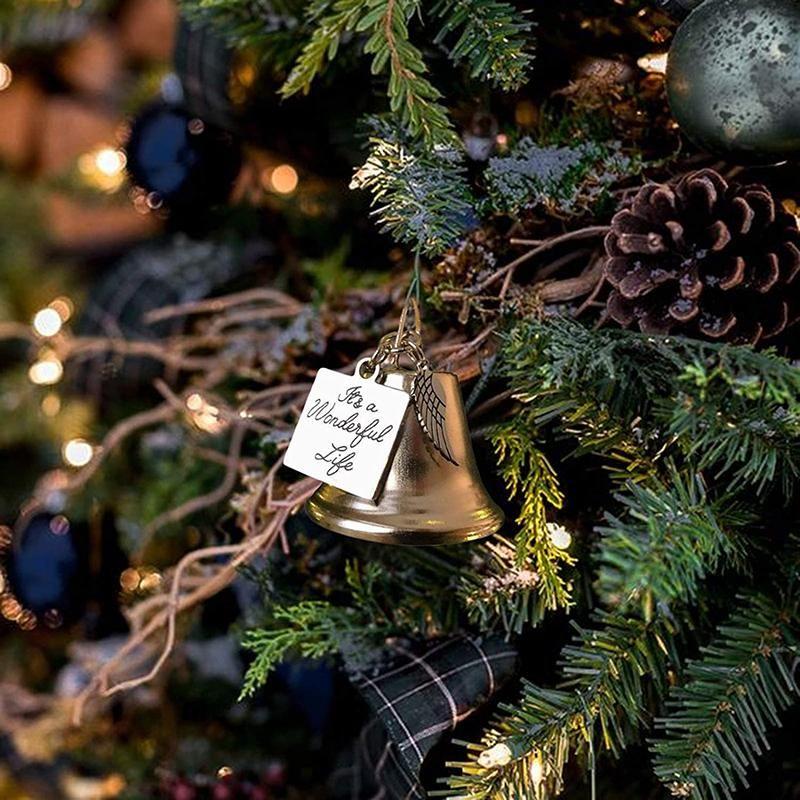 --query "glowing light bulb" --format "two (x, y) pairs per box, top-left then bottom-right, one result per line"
(478, 742), (513, 768)
(63, 438), (94, 467)
(529, 753), (545, 786)
(32, 307), (63, 337)
(270, 164), (298, 194)
(79, 147), (127, 191)
(29, 355), (63, 385)
(637, 52), (669, 75)
(548, 523), (572, 550)
(95, 147), (126, 176)
(0, 63), (12, 91)
(49, 296), (73, 322)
